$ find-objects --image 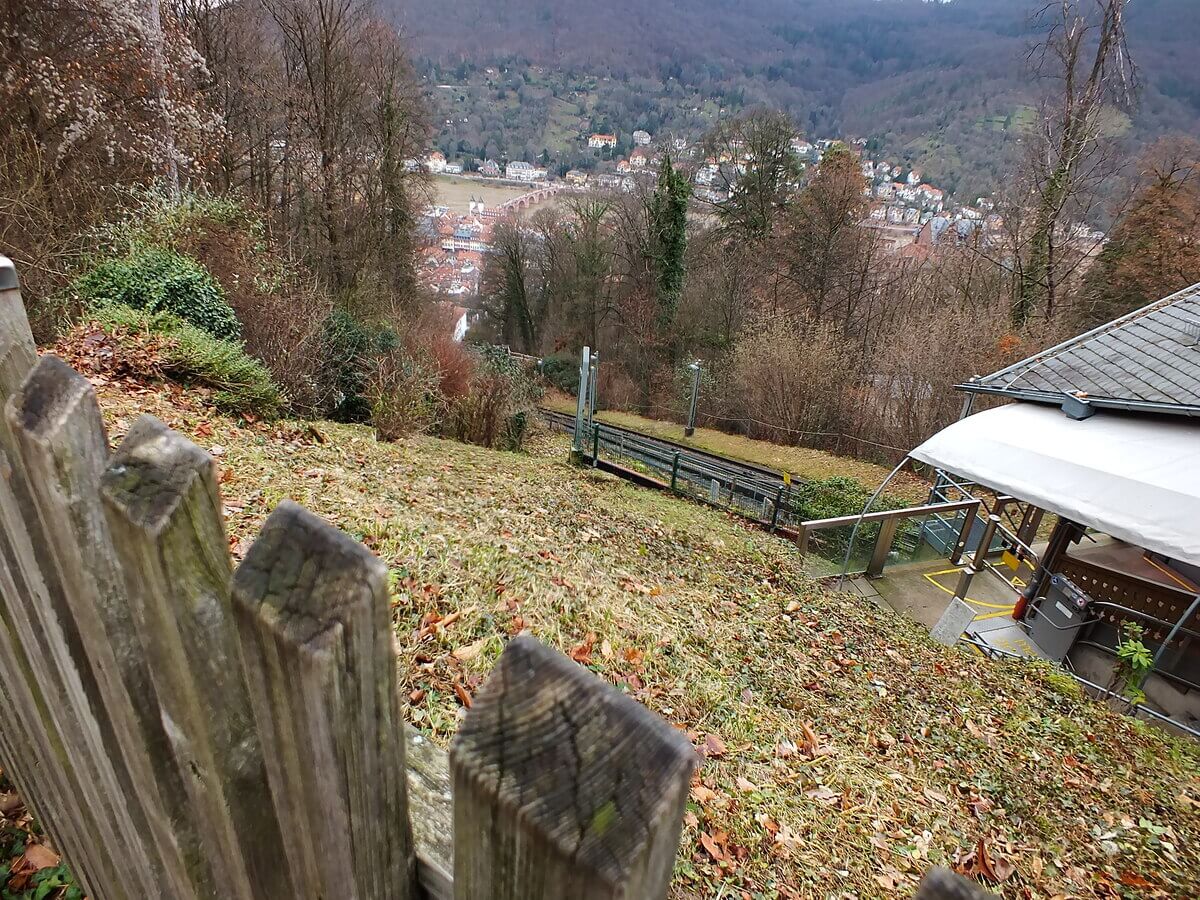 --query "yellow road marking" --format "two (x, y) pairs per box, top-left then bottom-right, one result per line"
(921, 566), (1022, 612)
